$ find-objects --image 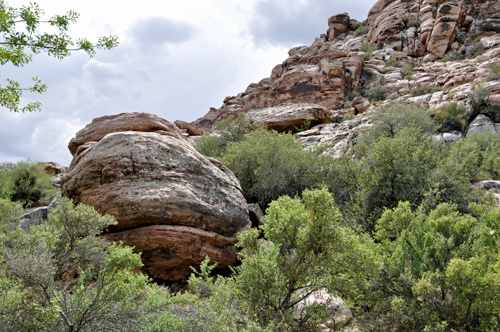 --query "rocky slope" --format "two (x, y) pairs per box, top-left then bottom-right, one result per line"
(61, 113), (252, 281)
(190, 0), (500, 156)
